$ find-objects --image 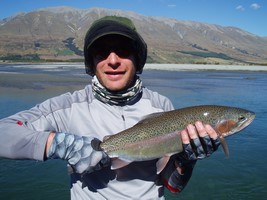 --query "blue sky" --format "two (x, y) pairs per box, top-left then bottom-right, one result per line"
(0, 0), (266, 36)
